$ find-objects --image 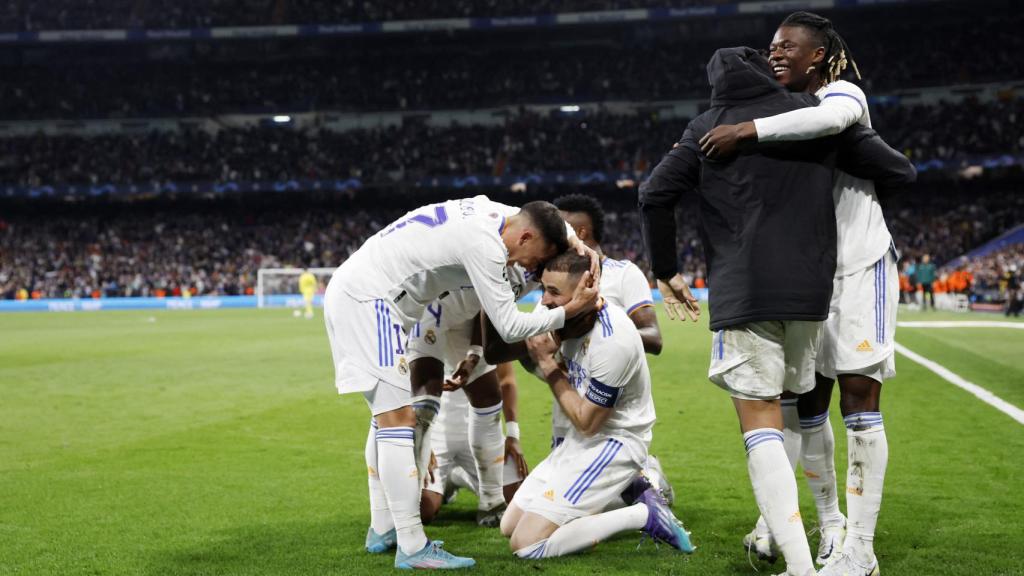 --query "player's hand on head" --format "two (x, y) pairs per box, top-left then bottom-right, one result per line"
(657, 274), (701, 323)
(565, 271), (599, 318)
(699, 121), (756, 159)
